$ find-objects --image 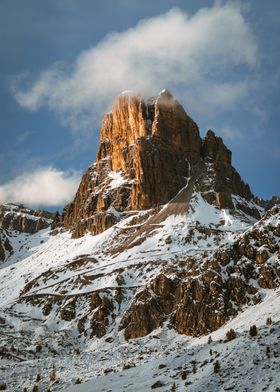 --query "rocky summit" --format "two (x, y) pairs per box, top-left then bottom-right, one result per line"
(0, 90), (279, 392)
(62, 90), (255, 238)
